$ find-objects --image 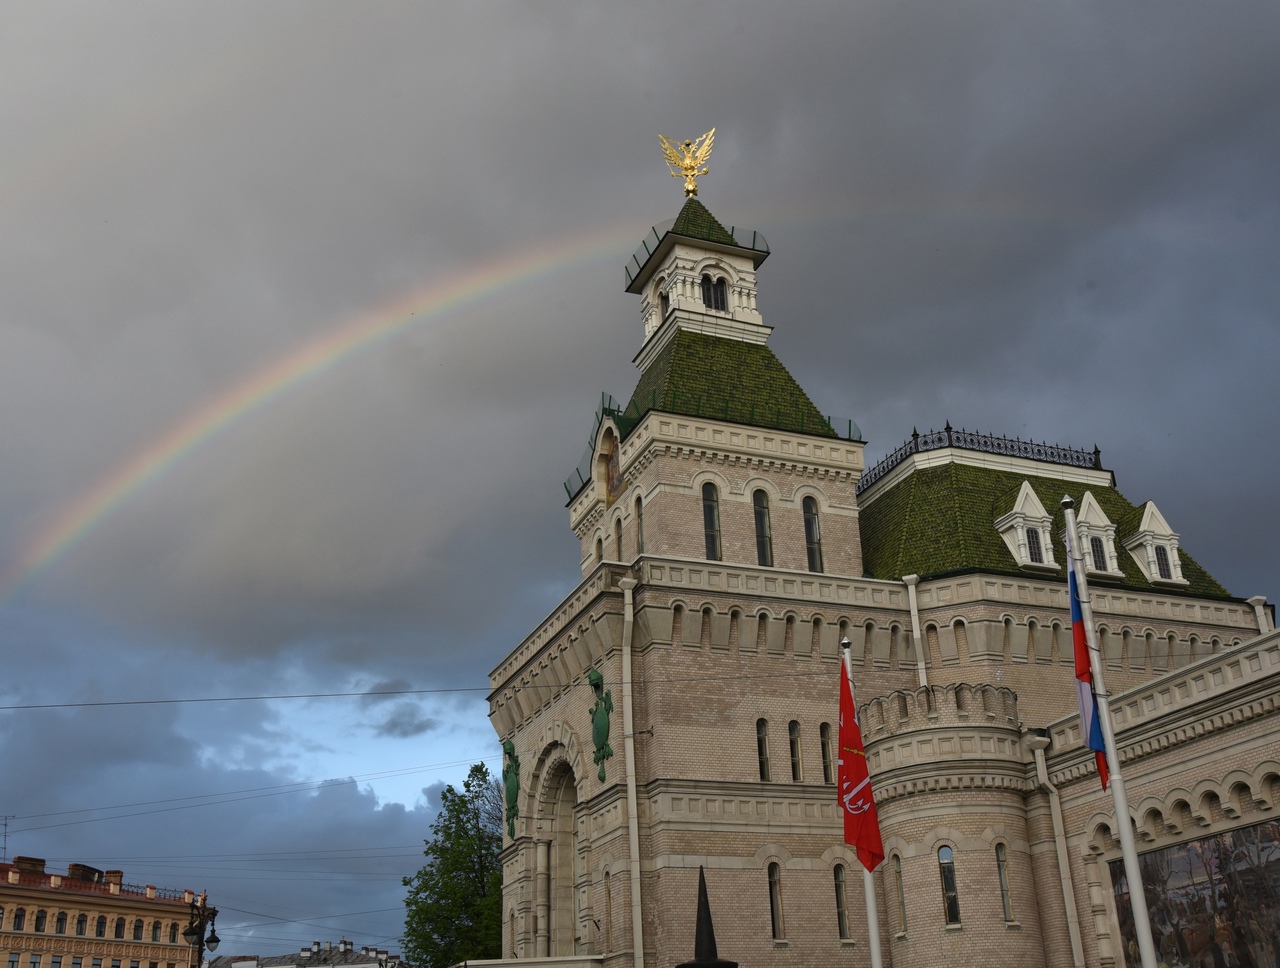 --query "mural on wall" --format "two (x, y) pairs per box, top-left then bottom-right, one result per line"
(1111, 819), (1280, 968)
